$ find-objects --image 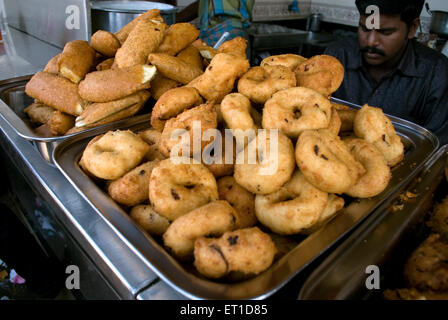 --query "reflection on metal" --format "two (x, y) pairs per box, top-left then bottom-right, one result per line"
(3, 0), (90, 48)
(0, 109), (159, 299)
(0, 26), (61, 81)
(90, 1), (177, 33)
